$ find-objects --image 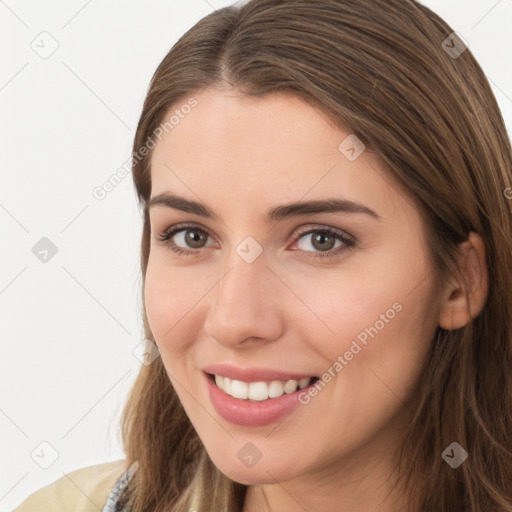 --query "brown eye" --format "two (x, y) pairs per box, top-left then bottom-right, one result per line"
(292, 226), (356, 259)
(157, 224), (216, 255)
(157, 223), (356, 260)
(310, 232), (337, 252)
(181, 228), (208, 249)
